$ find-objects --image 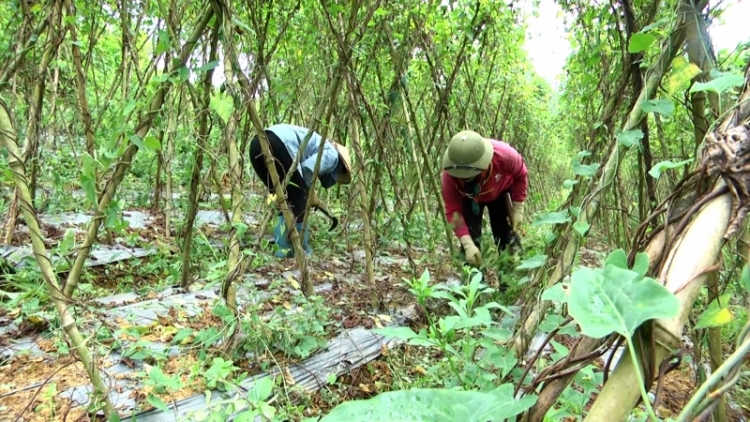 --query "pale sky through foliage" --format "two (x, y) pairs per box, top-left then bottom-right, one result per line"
(200, 1), (750, 90)
(522, 0), (750, 89)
